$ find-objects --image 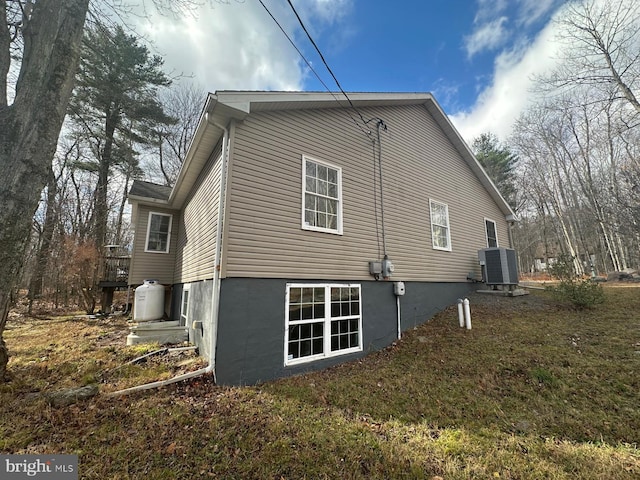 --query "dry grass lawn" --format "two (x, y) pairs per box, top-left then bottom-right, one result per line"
(0, 286), (639, 479)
